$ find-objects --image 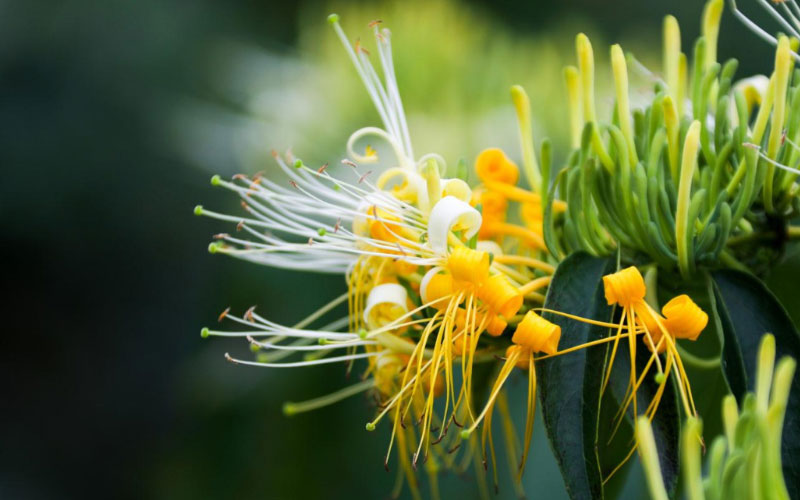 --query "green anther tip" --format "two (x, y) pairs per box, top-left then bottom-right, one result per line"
(201, 327), (210, 338)
(358, 328), (368, 339)
(366, 422), (376, 431)
(327, 13), (339, 24)
(654, 372), (666, 385)
(318, 228), (327, 237)
(194, 205), (203, 216)
(208, 242), (219, 254)
(249, 343), (260, 352)
(293, 159), (303, 169)
(283, 403), (296, 416)
(210, 174), (221, 186)
(460, 430), (471, 440)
